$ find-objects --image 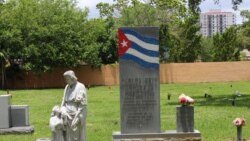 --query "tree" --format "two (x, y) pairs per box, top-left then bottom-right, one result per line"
(110, 0), (189, 26)
(0, 0), (4, 4)
(97, 17), (118, 64)
(95, 3), (119, 65)
(114, 0), (159, 26)
(212, 0), (242, 10)
(231, 0), (243, 10)
(159, 24), (182, 62)
(159, 0), (202, 63)
(177, 15), (202, 62)
(0, 0), (89, 72)
(212, 27), (241, 61)
(96, 2), (114, 18)
(83, 18), (118, 66)
(240, 10), (250, 21)
(238, 23), (250, 50)
(200, 37), (213, 62)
